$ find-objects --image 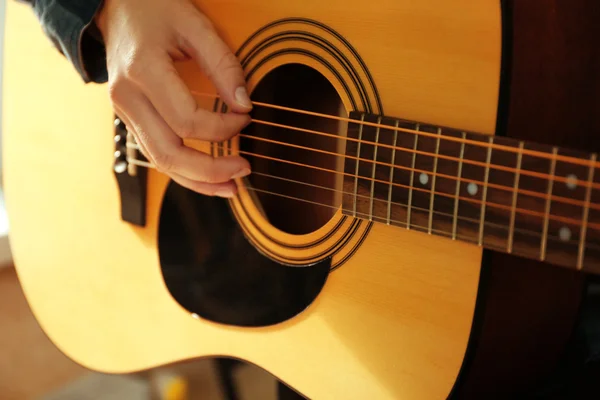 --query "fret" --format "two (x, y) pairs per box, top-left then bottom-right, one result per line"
(342, 113), (362, 218)
(452, 133), (466, 240)
(369, 117), (383, 221)
(478, 136), (517, 251)
(506, 141), (552, 260)
(577, 153), (596, 269)
(583, 164), (600, 274)
(428, 128), (442, 234)
(453, 133), (495, 245)
(370, 116), (405, 226)
(387, 121), (400, 225)
(429, 128), (464, 238)
(478, 136), (493, 246)
(407, 125), (419, 229)
(386, 119), (425, 229)
(341, 113), (383, 223)
(352, 113), (389, 224)
(540, 147), (558, 261)
(542, 146), (591, 268)
(409, 124), (445, 234)
(352, 114), (365, 217)
(508, 142), (524, 253)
